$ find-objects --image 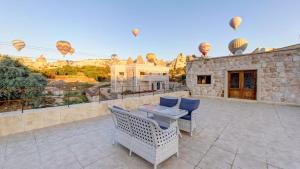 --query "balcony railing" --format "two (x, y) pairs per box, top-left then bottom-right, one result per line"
(0, 83), (188, 114)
